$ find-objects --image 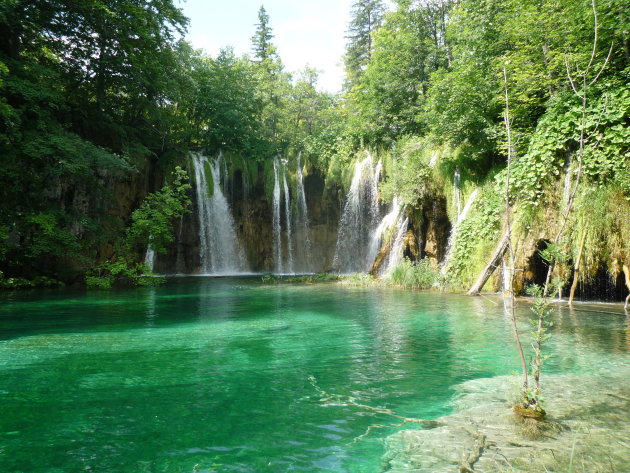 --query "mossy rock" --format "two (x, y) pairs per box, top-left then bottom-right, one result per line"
(513, 405), (546, 419)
